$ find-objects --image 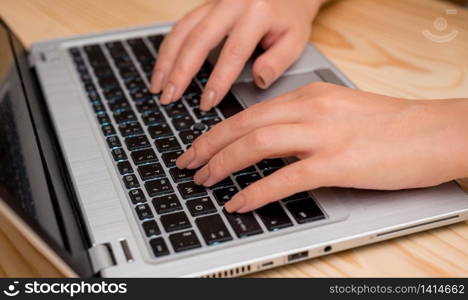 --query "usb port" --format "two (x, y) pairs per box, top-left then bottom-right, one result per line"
(261, 261), (274, 268)
(287, 251), (308, 262)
